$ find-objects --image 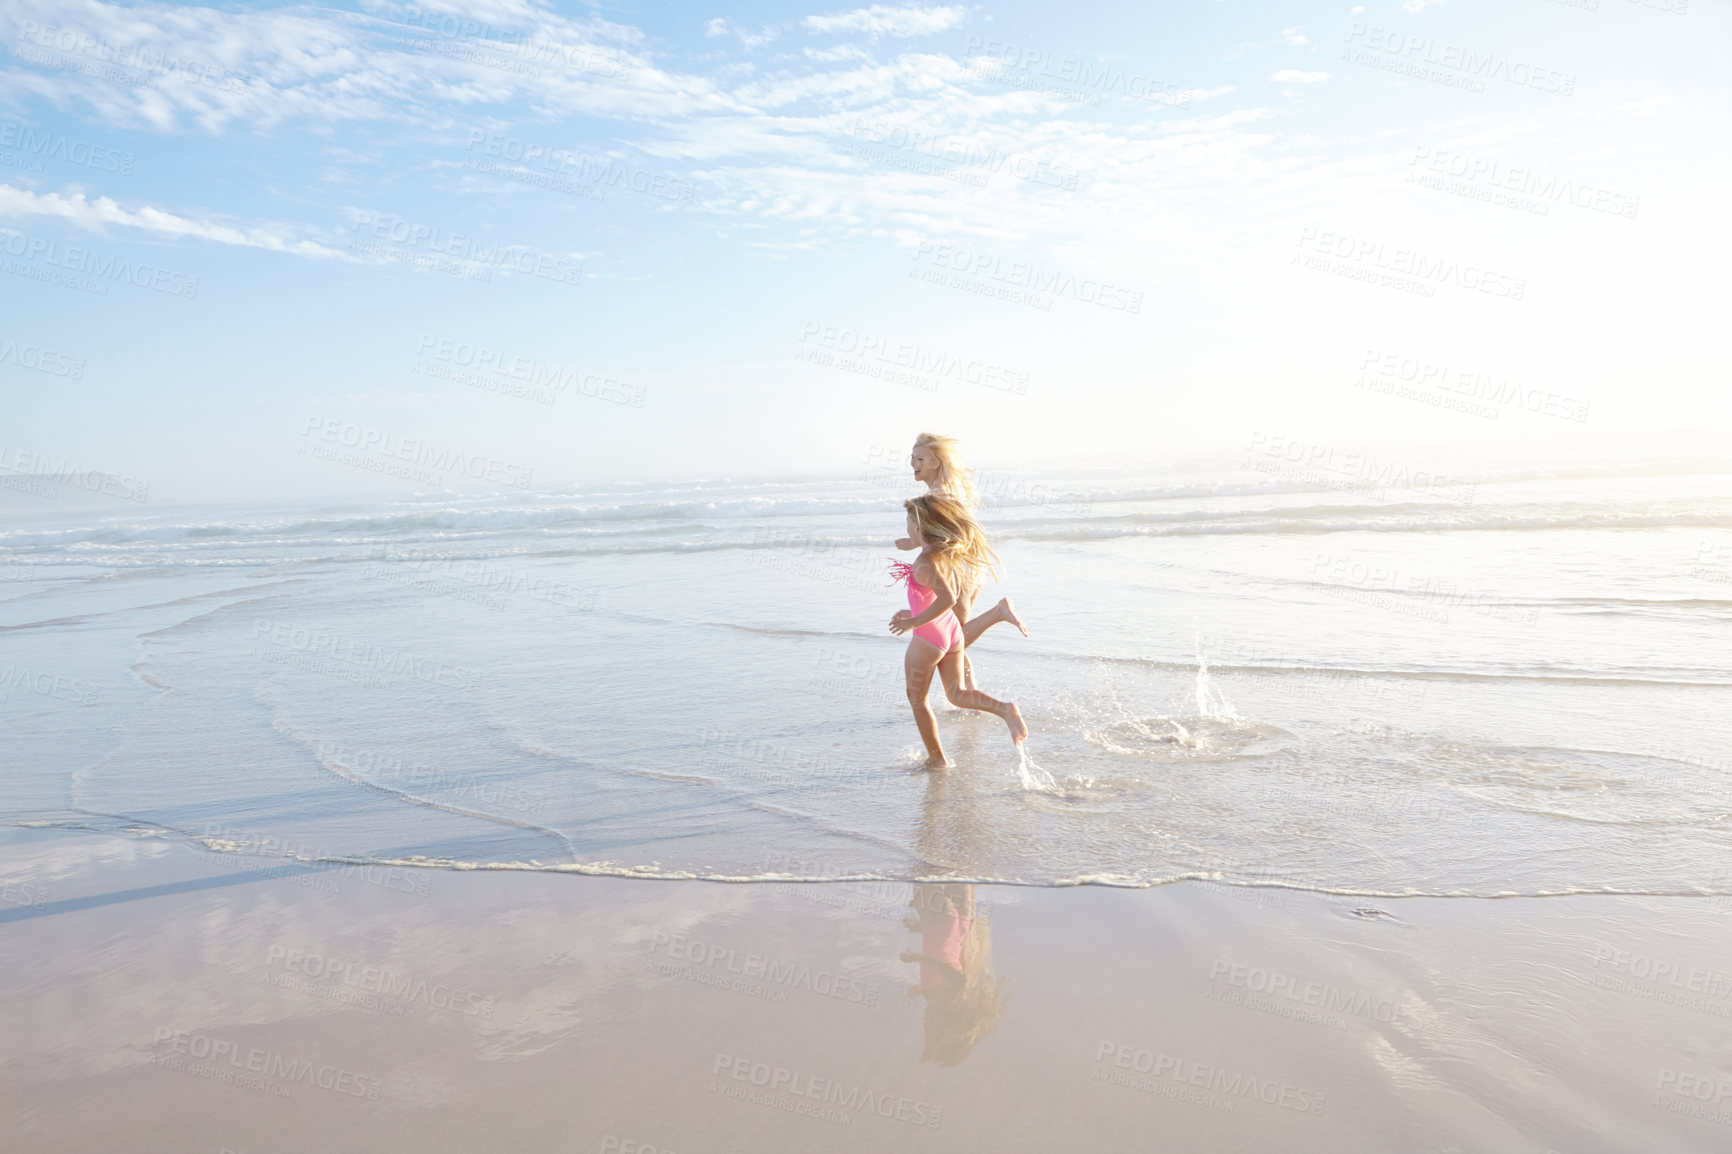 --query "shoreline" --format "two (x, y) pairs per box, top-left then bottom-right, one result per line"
(2, 826), (1726, 1152)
